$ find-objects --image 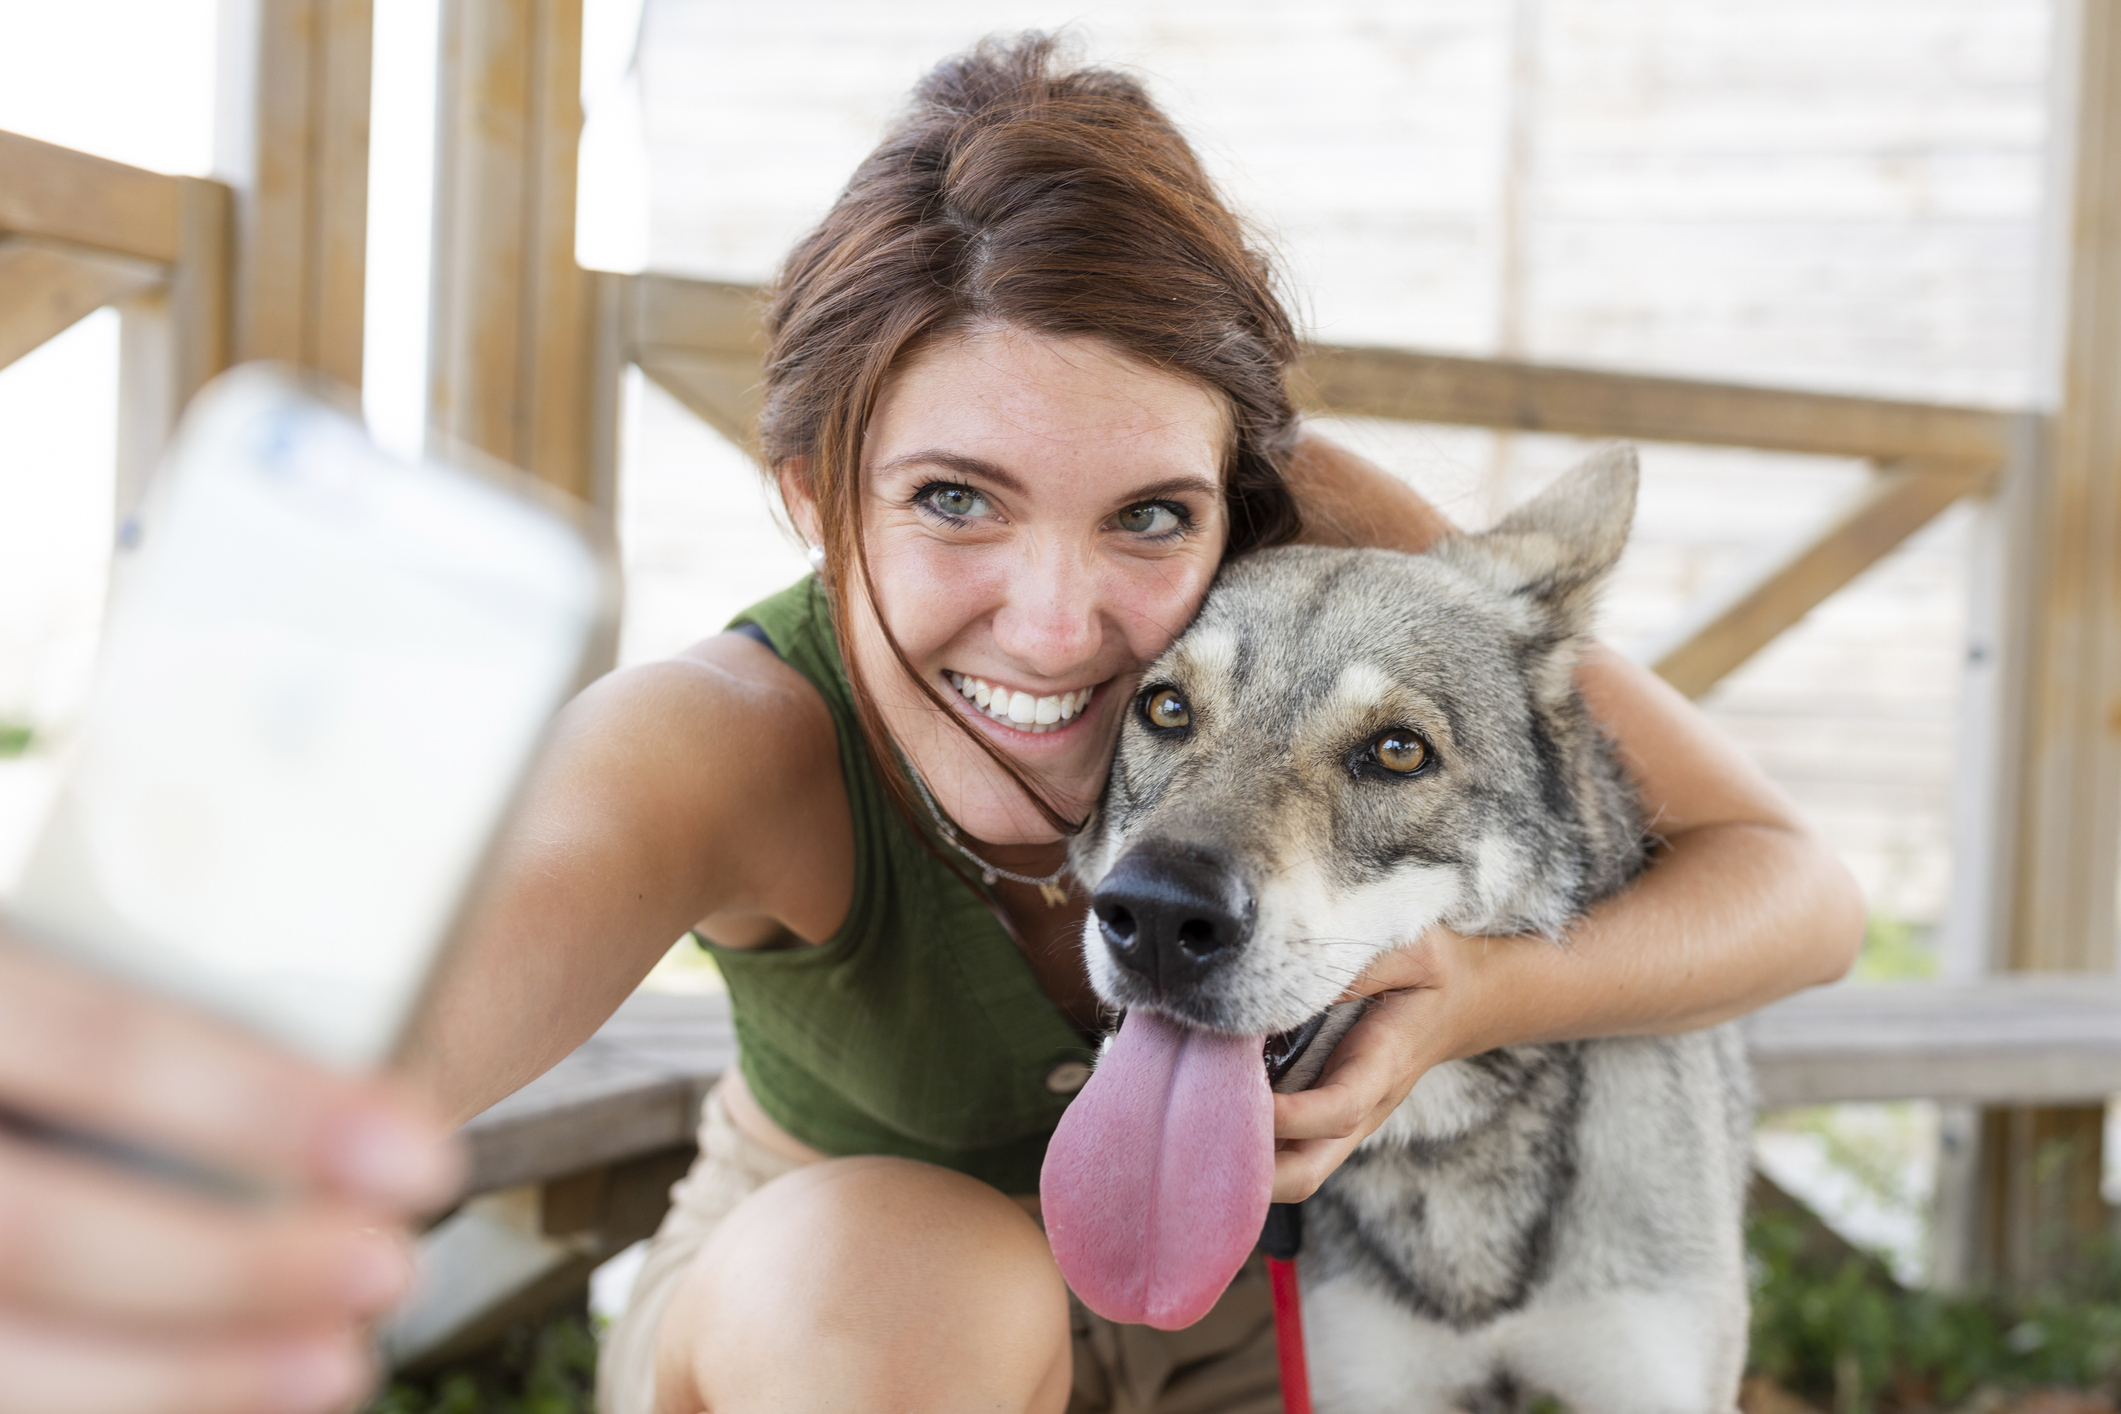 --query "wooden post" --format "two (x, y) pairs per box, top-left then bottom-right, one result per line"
(116, 178), (233, 526)
(427, 0), (599, 504)
(1935, 0), (2121, 1292)
(214, 0), (373, 387)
